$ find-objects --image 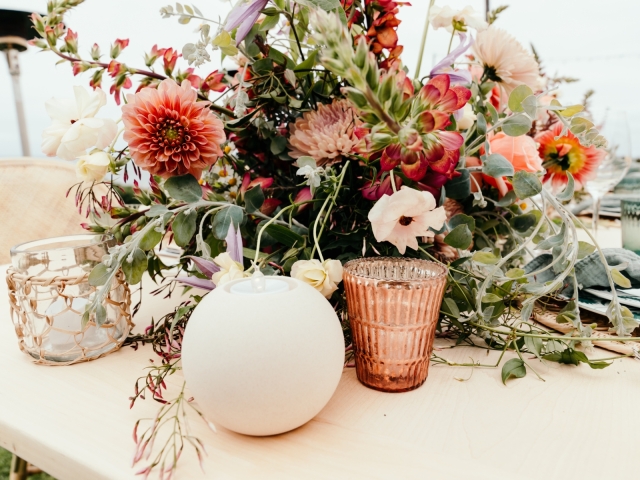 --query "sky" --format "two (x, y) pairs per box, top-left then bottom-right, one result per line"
(1, 0), (639, 159)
